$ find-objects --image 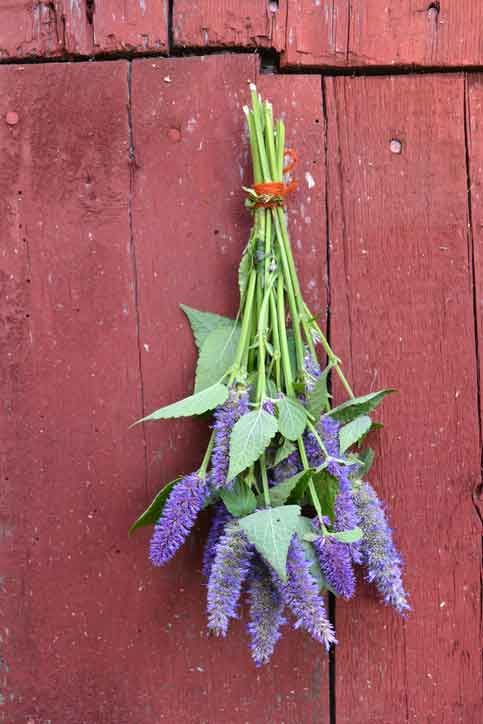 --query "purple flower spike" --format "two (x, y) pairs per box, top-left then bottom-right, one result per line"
(354, 482), (410, 614)
(313, 535), (356, 600)
(282, 536), (337, 650)
(247, 561), (286, 666)
(207, 522), (253, 636)
(210, 388), (249, 489)
(303, 352), (321, 392)
(202, 504), (232, 579)
(149, 473), (208, 567)
(272, 449), (302, 483)
(320, 416), (341, 457)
